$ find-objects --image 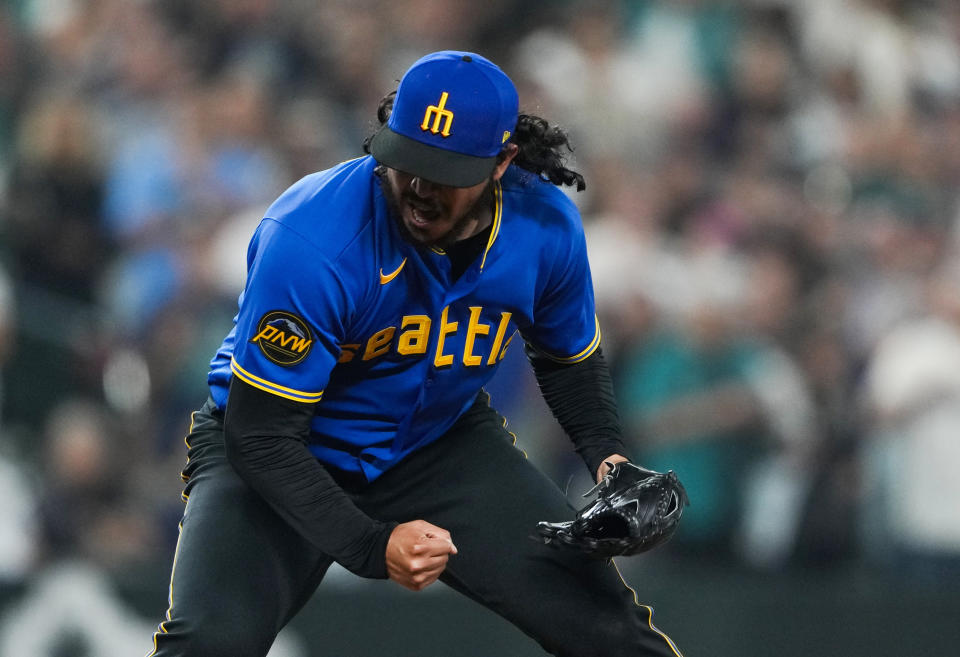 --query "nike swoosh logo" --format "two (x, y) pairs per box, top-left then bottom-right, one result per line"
(379, 258), (407, 285)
